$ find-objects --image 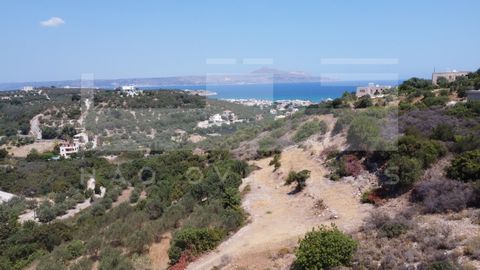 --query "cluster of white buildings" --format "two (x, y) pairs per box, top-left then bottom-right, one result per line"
(356, 83), (392, 98)
(222, 99), (273, 107)
(119, 85), (142, 97)
(59, 132), (90, 158)
(197, 110), (244, 129)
